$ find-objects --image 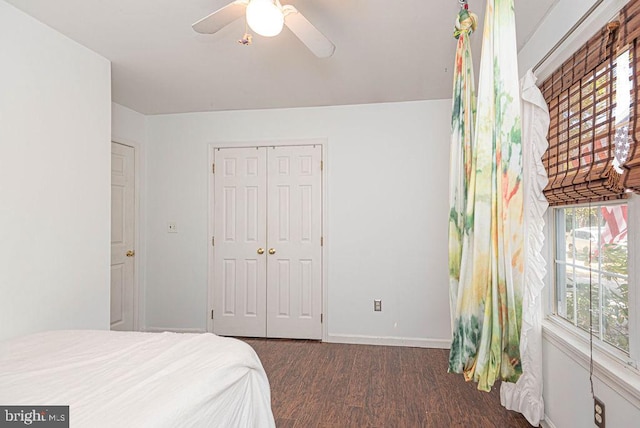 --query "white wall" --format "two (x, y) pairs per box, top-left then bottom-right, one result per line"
(0, 1), (111, 342)
(519, 0), (640, 426)
(145, 100), (452, 346)
(543, 337), (640, 428)
(112, 103), (147, 147)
